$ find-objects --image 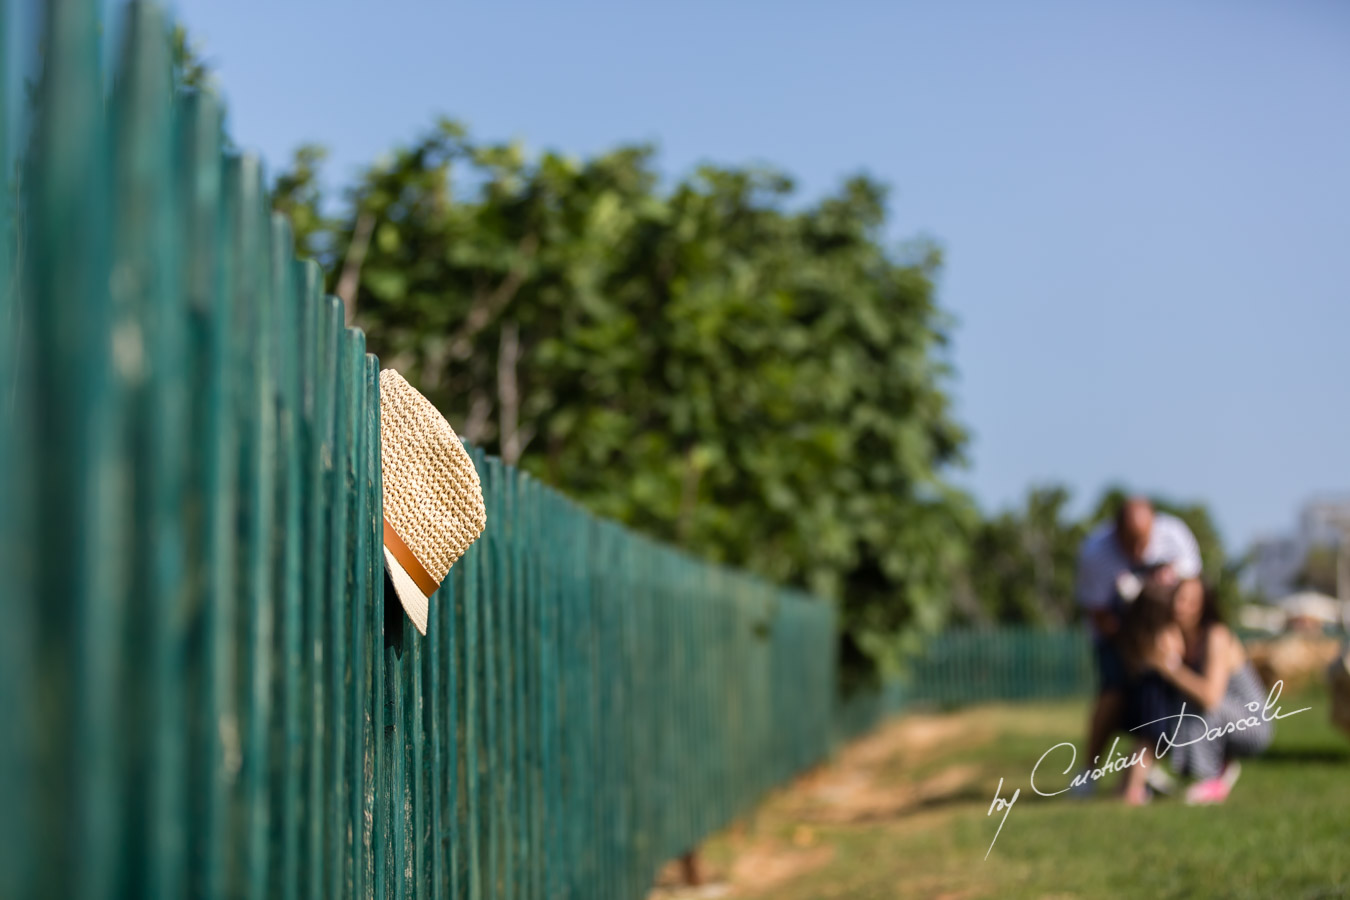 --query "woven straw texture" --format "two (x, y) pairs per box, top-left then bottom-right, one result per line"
(379, 369), (486, 584)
